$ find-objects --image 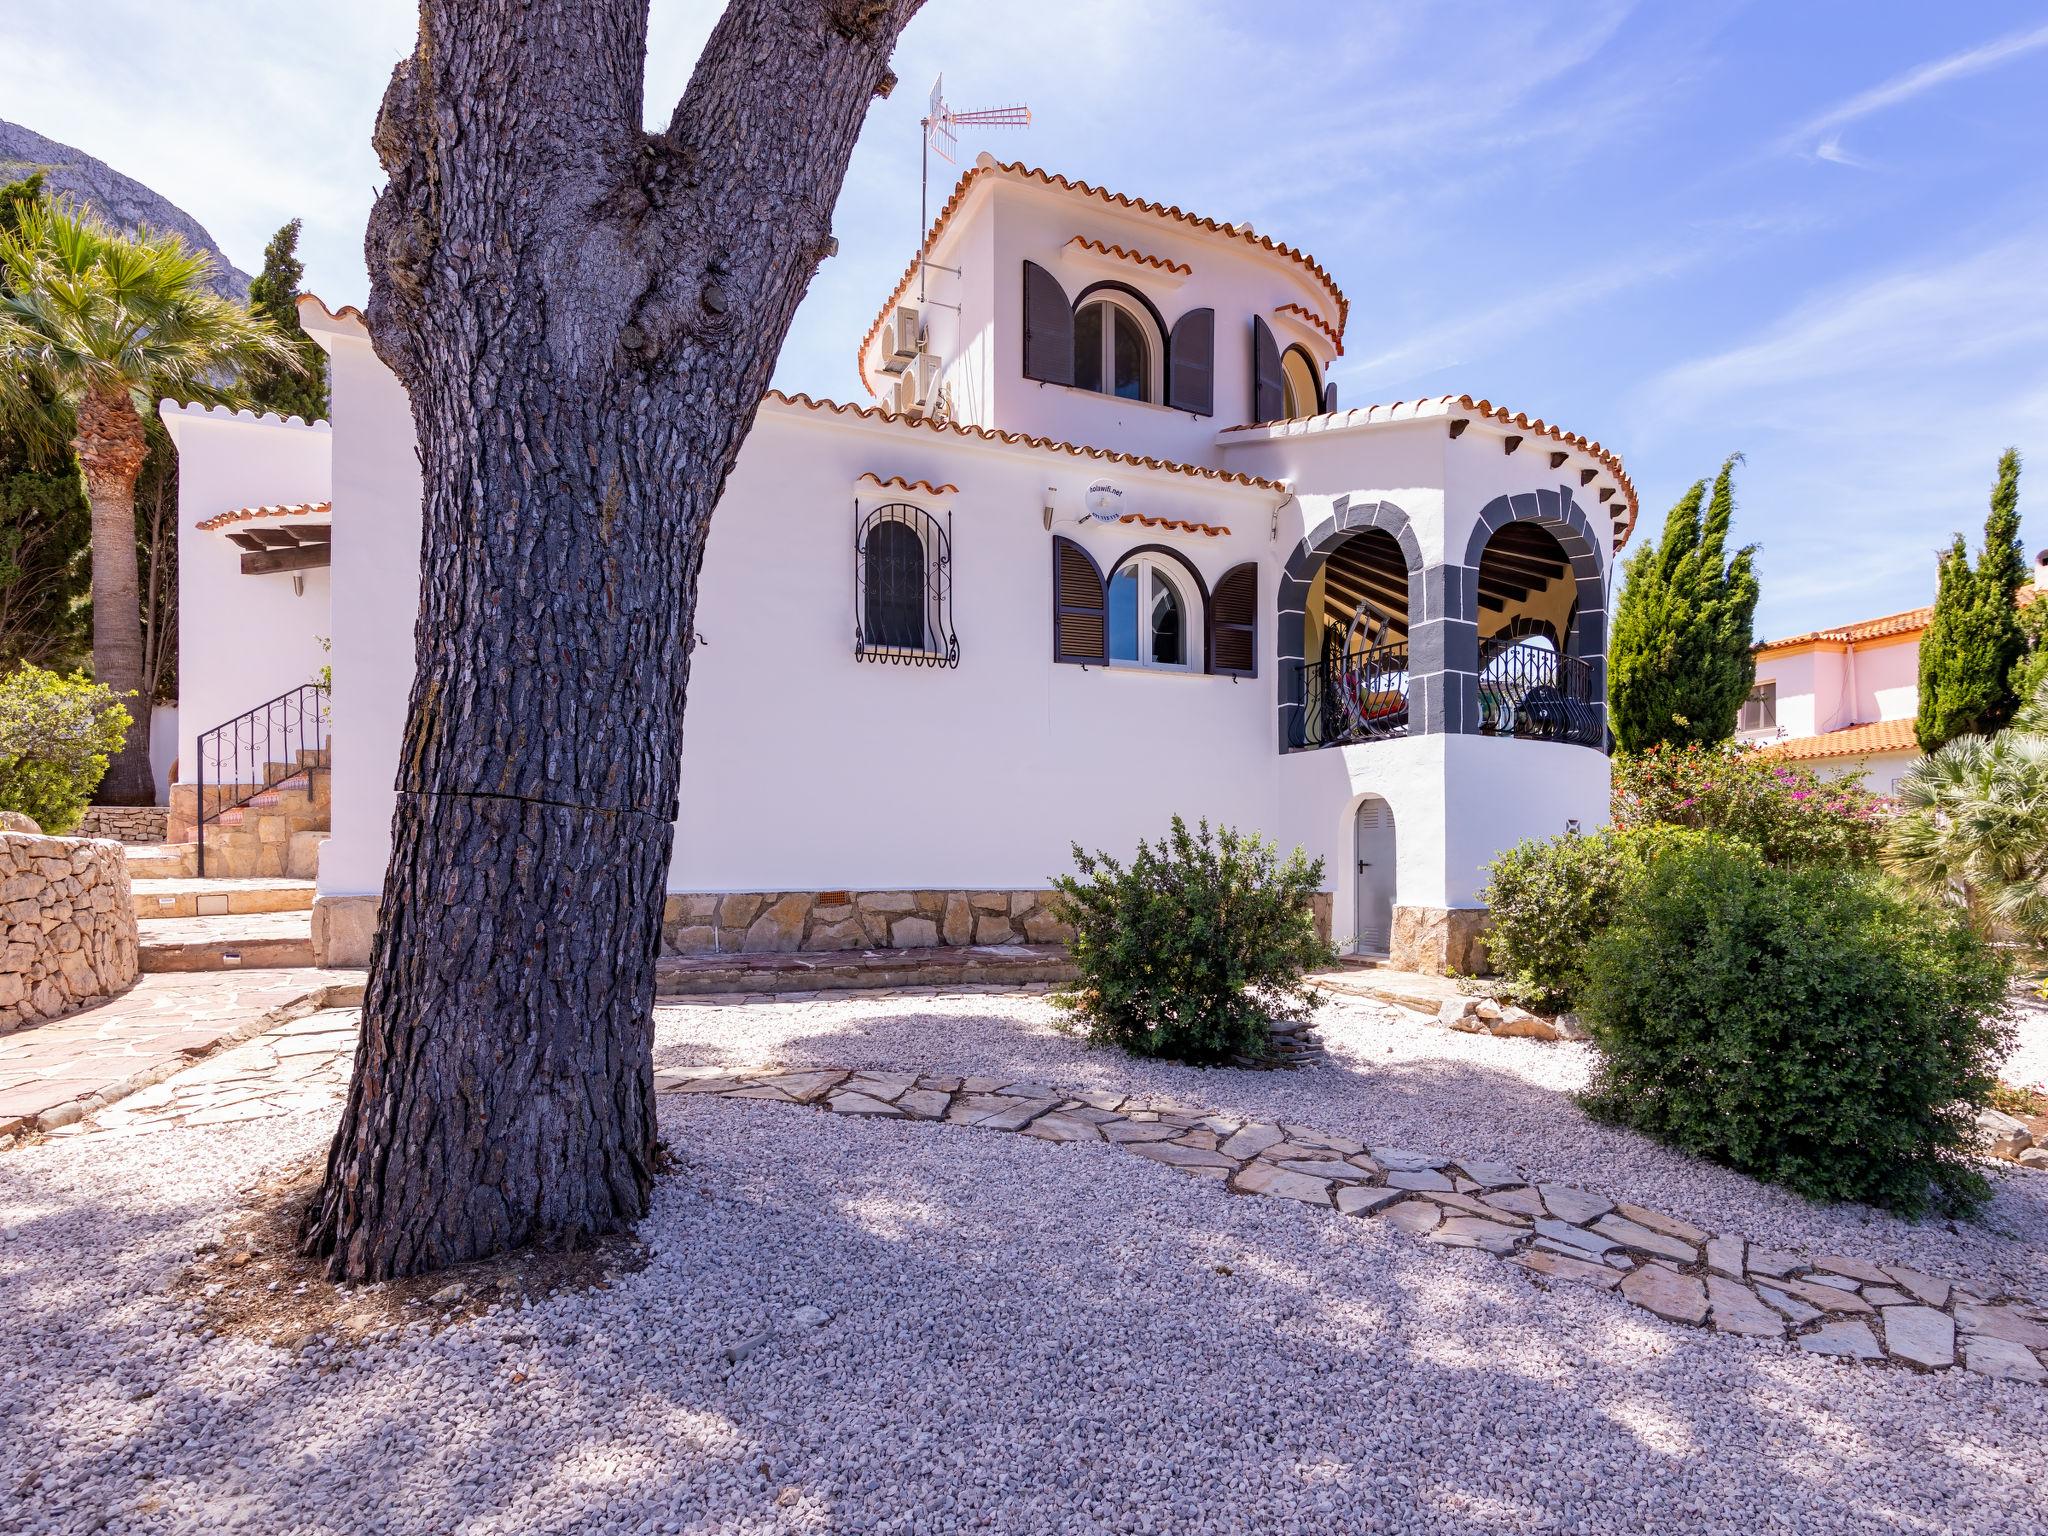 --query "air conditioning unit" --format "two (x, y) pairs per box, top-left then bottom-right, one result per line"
(891, 370), (922, 419)
(915, 351), (943, 407)
(880, 305), (922, 374)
